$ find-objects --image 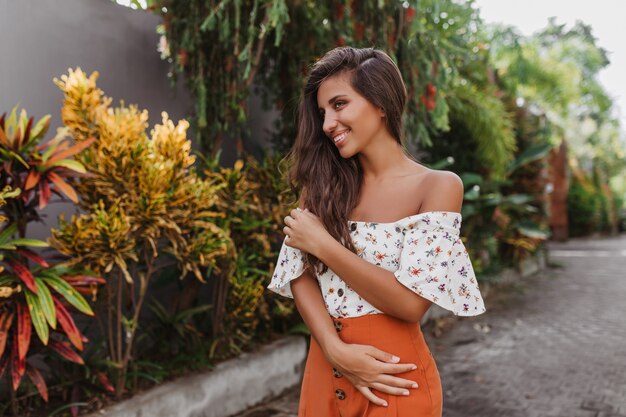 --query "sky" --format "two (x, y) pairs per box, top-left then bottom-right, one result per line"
(473, 0), (626, 129)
